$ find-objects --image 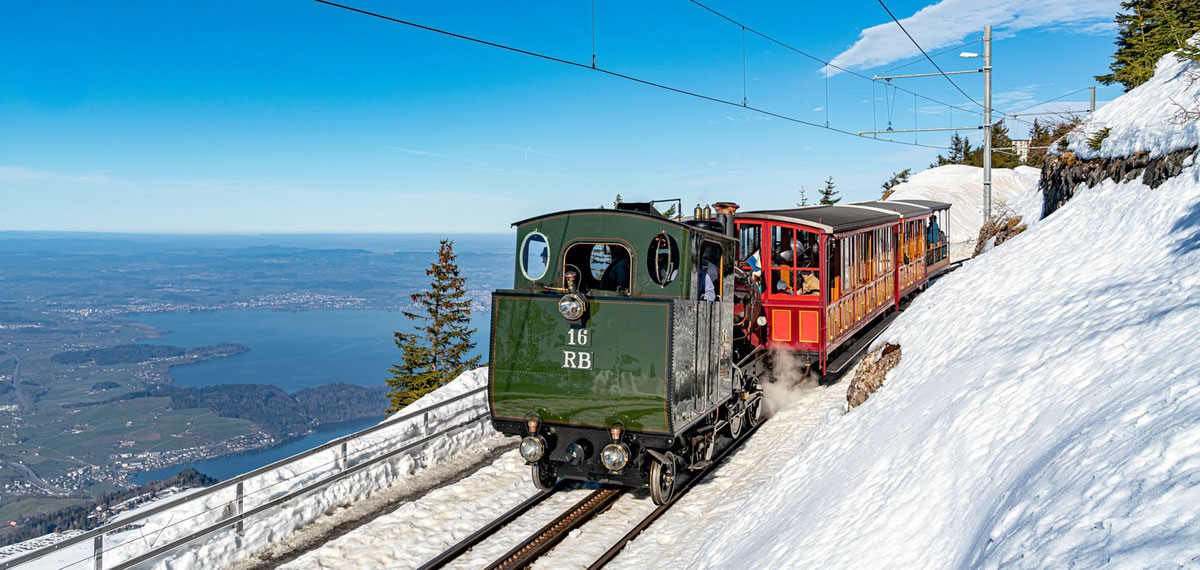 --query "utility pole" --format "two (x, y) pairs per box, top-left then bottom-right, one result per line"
(1090, 85), (1096, 113)
(859, 25), (994, 224)
(982, 25), (992, 223)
